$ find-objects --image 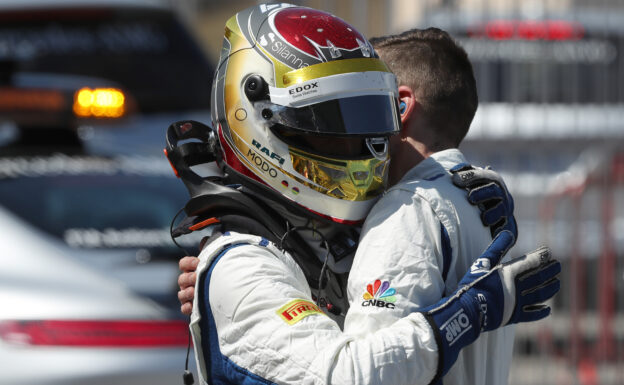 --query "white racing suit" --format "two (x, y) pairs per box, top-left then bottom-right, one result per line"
(190, 232), (441, 385)
(345, 148), (516, 384)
